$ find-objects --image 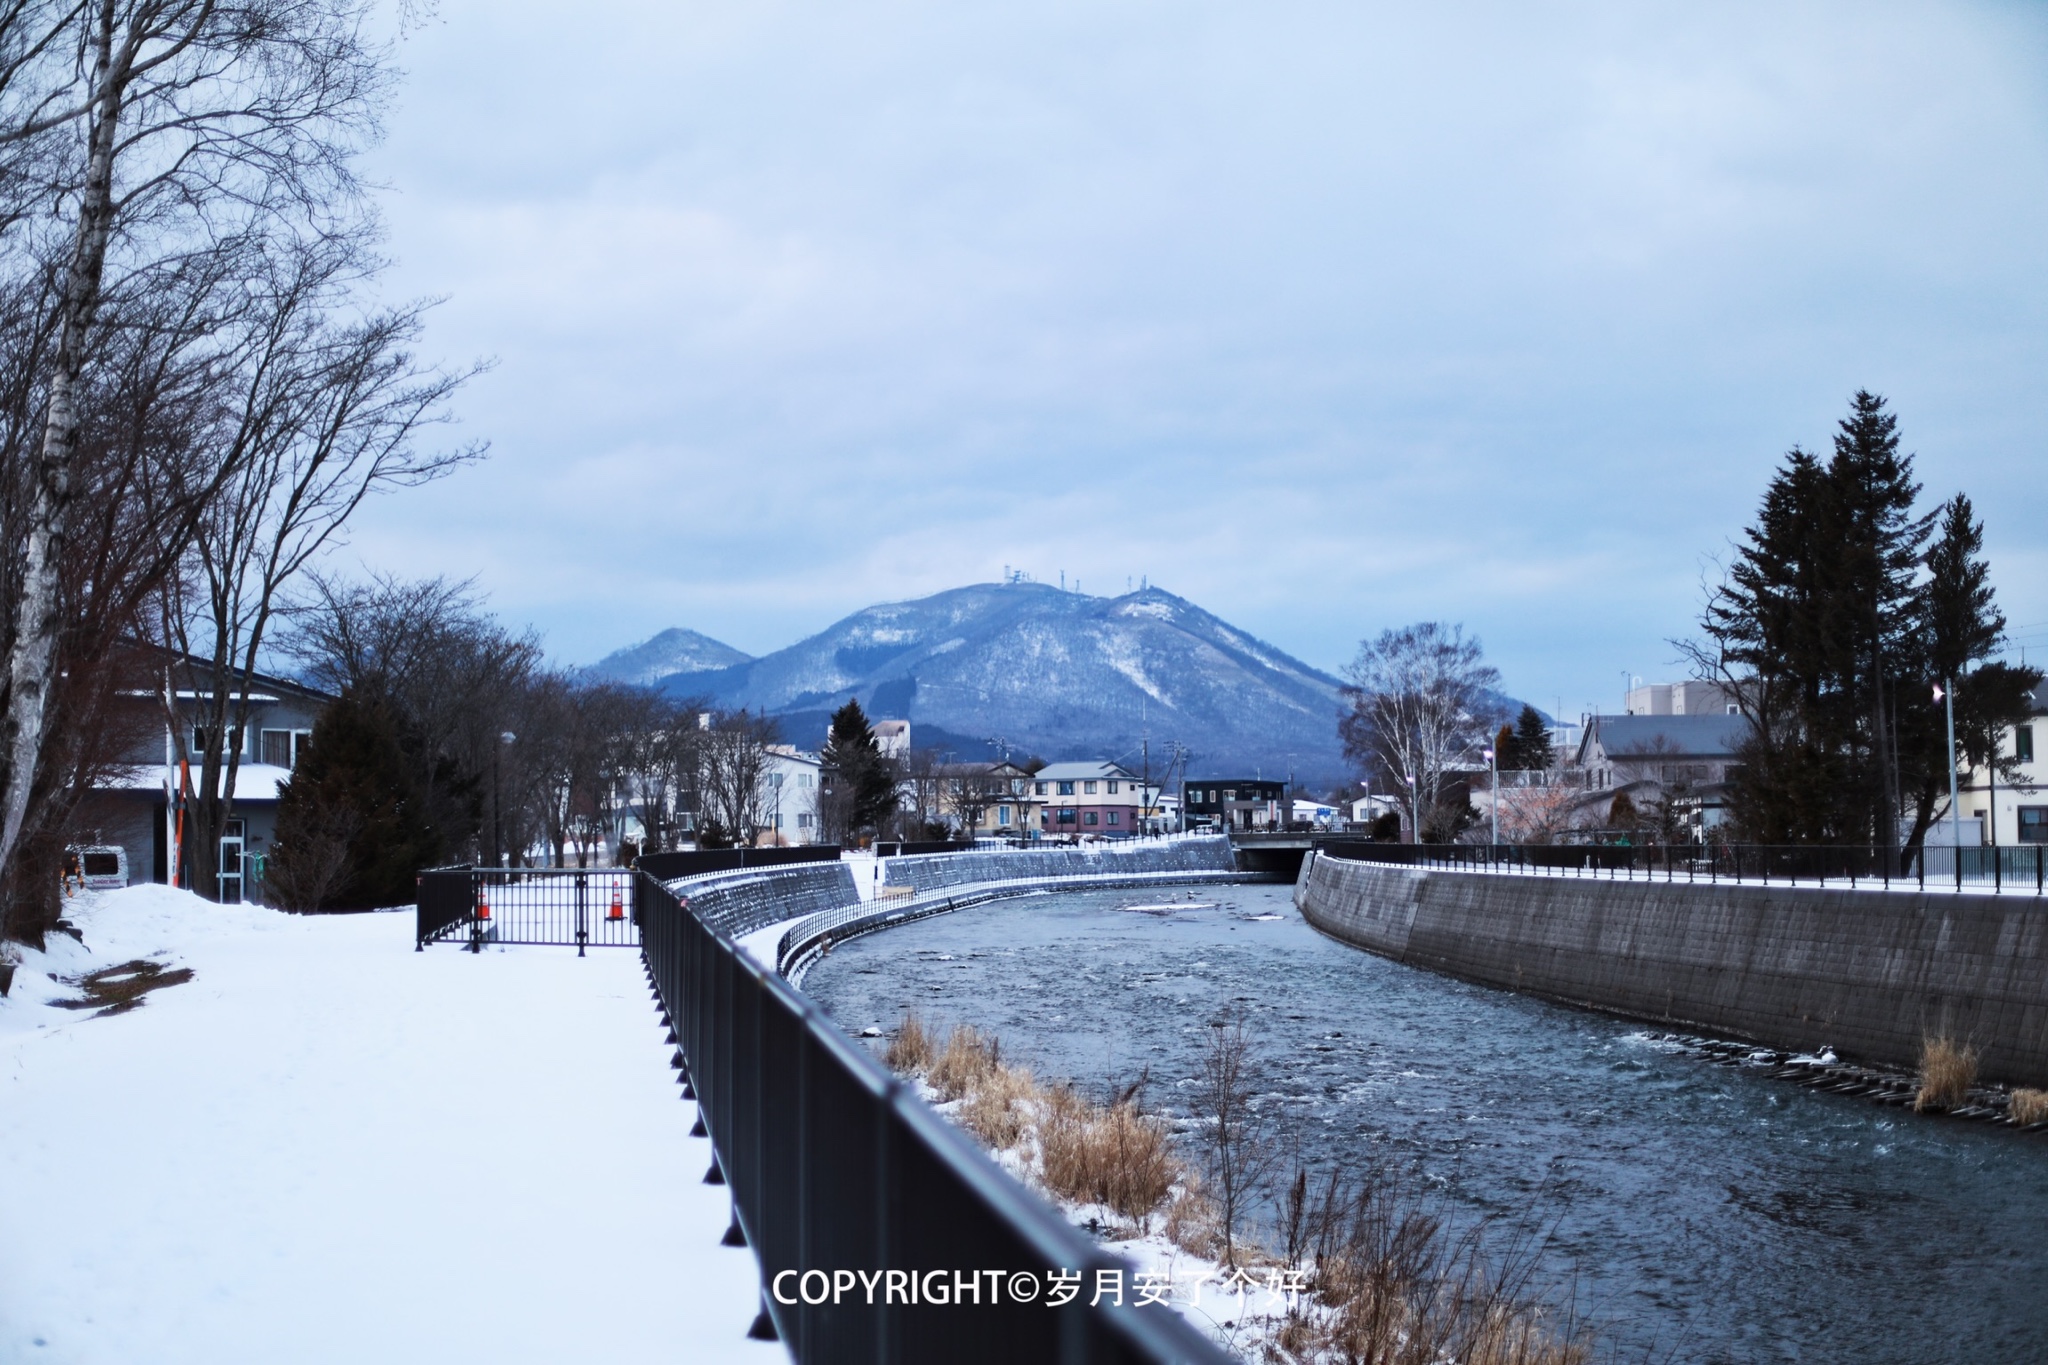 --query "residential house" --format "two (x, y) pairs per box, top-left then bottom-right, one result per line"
(757, 745), (824, 845)
(1181, 778), (1287, 831)
(1956, 677), (2048, 846)
(934, 760), (1040, 839)
(1572, 712), (1748, 838)
(1031, 761), (1155, 838)
(73, 653), (332, 901)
